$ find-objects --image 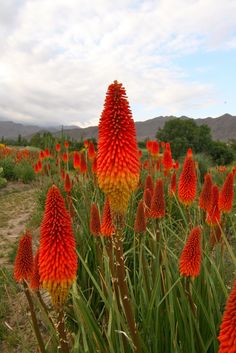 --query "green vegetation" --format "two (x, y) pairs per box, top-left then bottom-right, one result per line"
(156, 118), (235, 164)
